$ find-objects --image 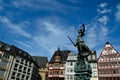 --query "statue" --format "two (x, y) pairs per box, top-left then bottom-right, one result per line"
(74, 24), (91, 57)
(68, 24), (92, 80)
(78, 24), (85, 37)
